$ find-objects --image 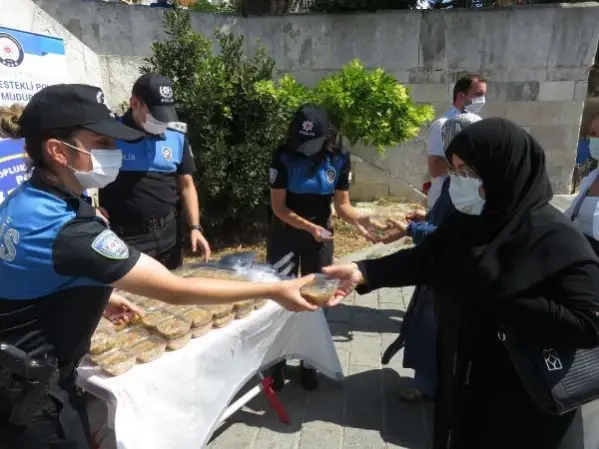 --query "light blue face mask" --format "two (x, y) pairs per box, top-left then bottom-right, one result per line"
(448, 174), (486, 215)
(590, 137), (599, 160)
